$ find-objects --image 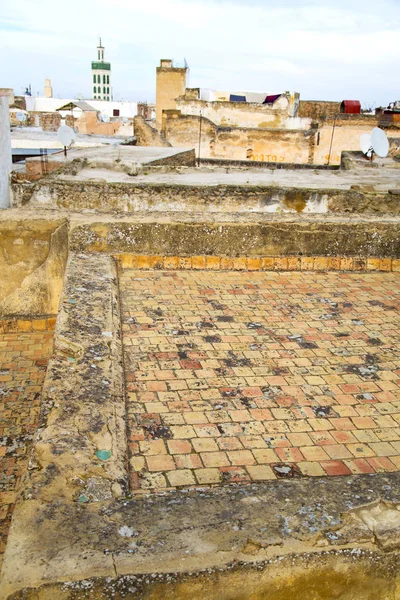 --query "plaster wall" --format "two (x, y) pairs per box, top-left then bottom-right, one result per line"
(164, 114), (313, 163)
(156, 65), (187, 128)
(315, 119), (400, 165)
(0, 220), (68, 317)
(0, 97), (11, 209)
(176, 98), (310, 130)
